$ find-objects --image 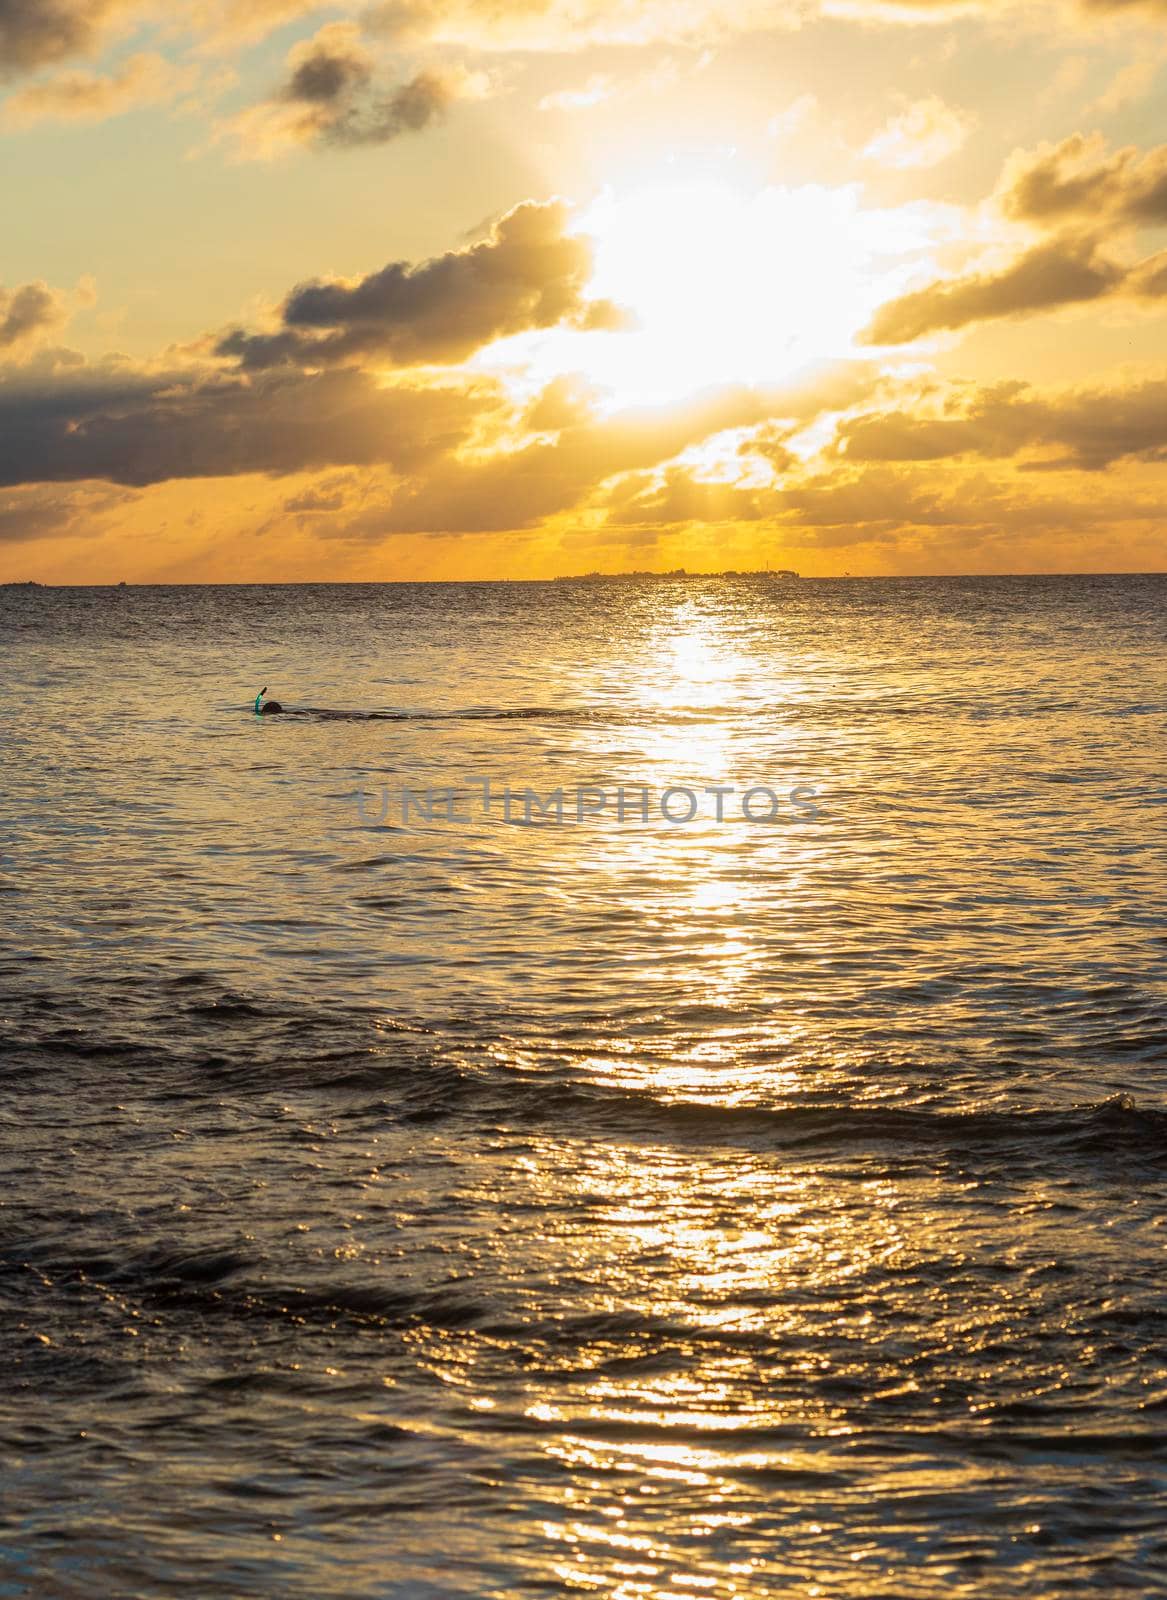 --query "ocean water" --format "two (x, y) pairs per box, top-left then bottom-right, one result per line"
(1, 573), (1166, 1598)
